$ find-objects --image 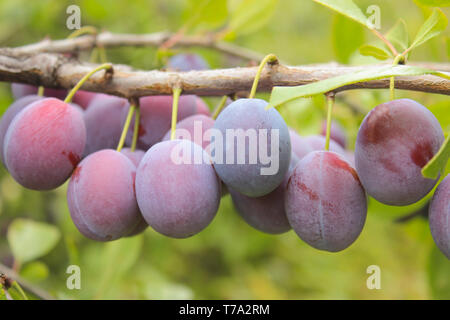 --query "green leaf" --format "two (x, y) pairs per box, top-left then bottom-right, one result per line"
(428, 245), (450, 299)
(415, 0), (450, 6)
(227, 0), (279, 36)
(313, 0), (370, 28)
(332, 14), (365, 63)
(0, 284), (6, 300)
(422, 134), (450, 179)
(20, 261), (49, 282)
(95, 235), (143, 298)
(183, 0), (228, 30)
(7, 281), (28, 300)
(409, 8), (448, 51)
(268, 65), (450, 108)
(7, 219), (61, 264)
(386, 19), (410, 54)
(359, 44), (390, 60)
